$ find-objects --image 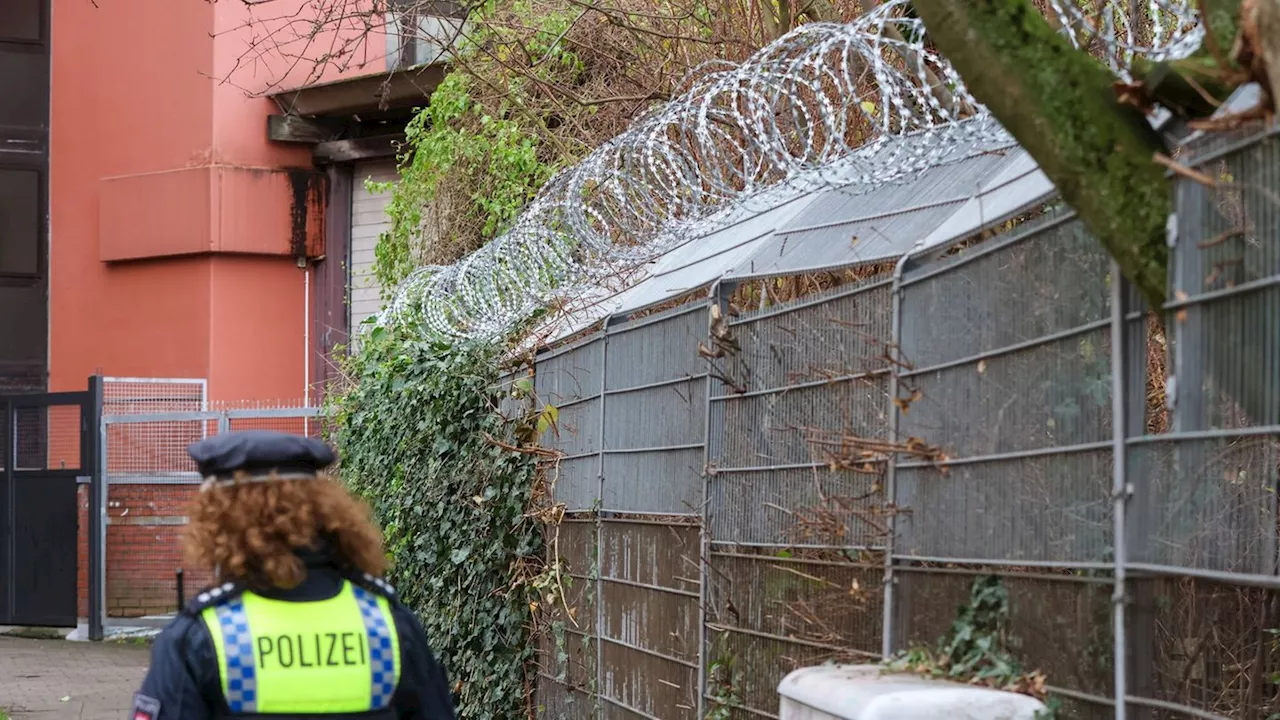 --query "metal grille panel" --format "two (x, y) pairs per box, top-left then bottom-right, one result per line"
(527, 131), (1280, 719)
